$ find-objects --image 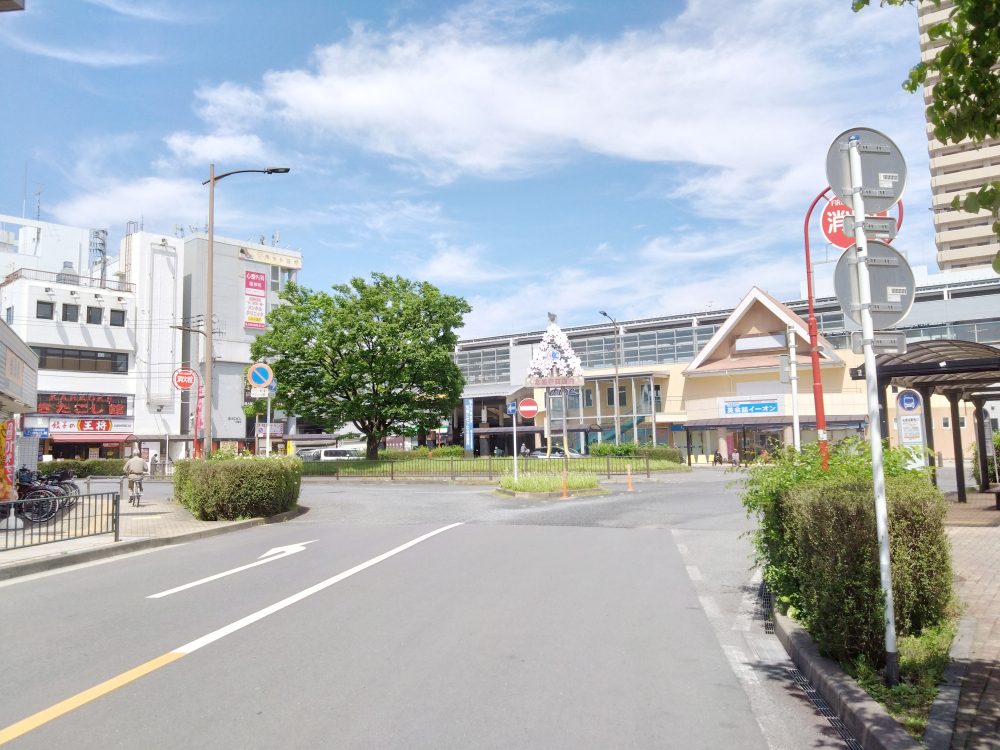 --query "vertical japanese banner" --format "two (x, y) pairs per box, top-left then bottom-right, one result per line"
(1, 419), (15, 500)
(195, 385), (204, 458)
(244, 271), (267, 329)
(464, 398), (474, 452)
